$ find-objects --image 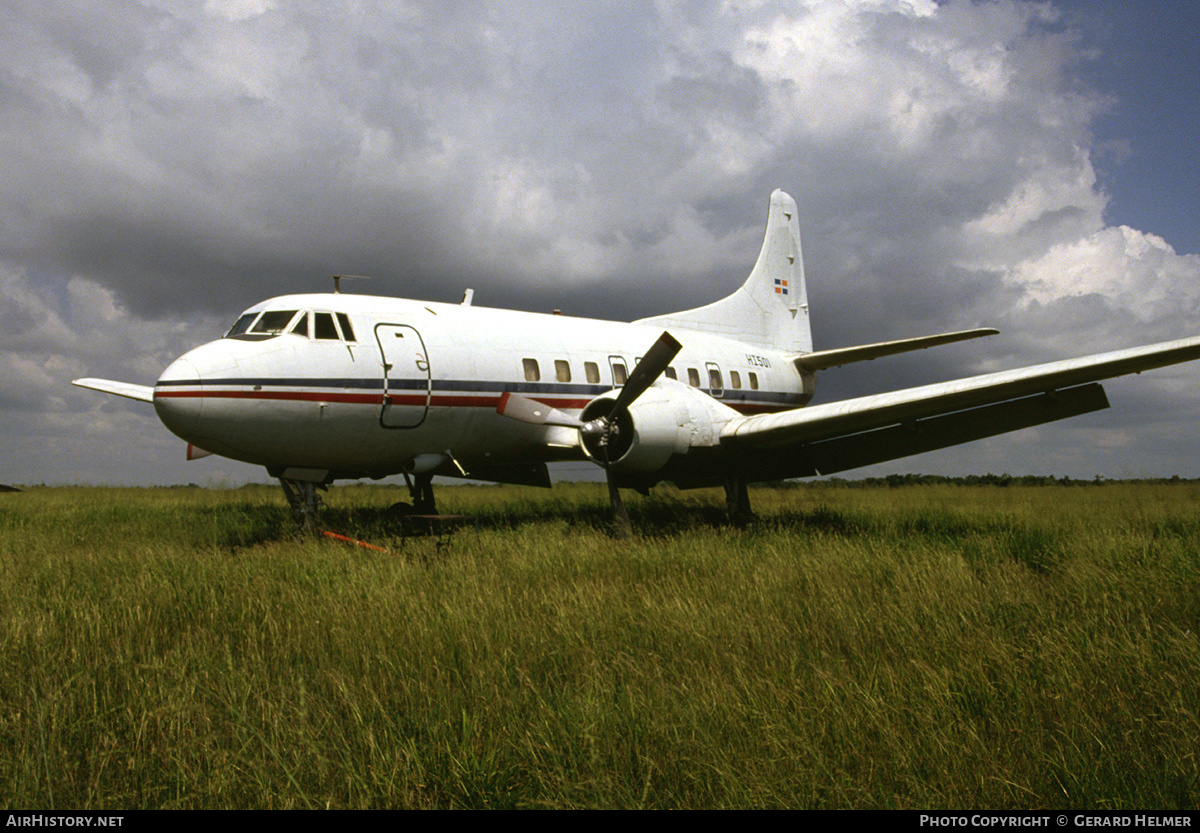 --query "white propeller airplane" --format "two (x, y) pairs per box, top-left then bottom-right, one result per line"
(74, 190), (1200, 535)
